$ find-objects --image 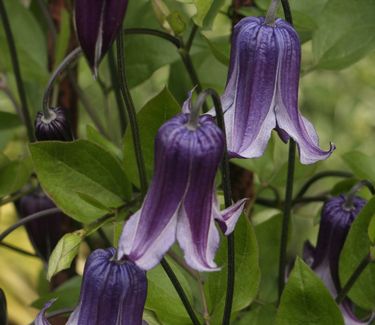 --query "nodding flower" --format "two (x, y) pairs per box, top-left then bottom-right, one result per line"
(118, 114), (247, 272)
